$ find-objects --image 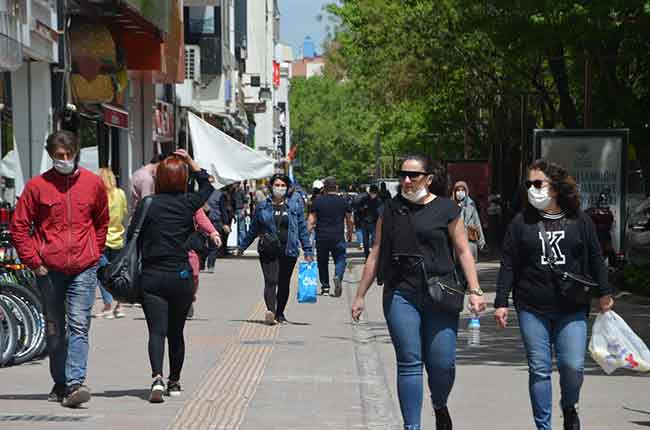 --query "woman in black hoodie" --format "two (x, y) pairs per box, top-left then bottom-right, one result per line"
(494, 159), (613, 430)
